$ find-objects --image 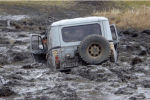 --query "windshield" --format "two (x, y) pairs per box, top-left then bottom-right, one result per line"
(62, 23), (101, 42)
